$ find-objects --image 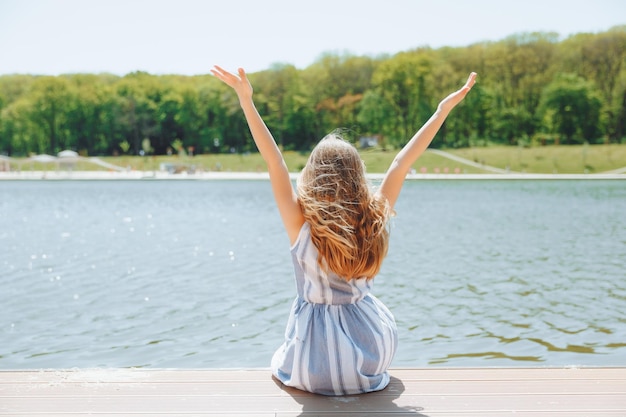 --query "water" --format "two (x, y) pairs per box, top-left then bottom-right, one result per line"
(1, 179), (624, 369)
